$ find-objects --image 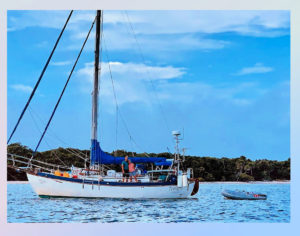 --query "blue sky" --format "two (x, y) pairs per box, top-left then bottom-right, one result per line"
(7, 10), (290, 160)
